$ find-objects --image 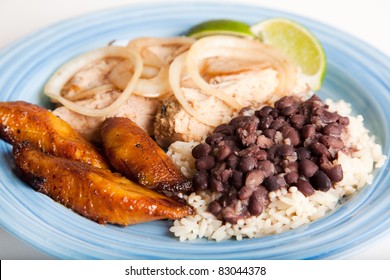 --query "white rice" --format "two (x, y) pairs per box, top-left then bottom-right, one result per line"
(168, 99), (387, 241)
